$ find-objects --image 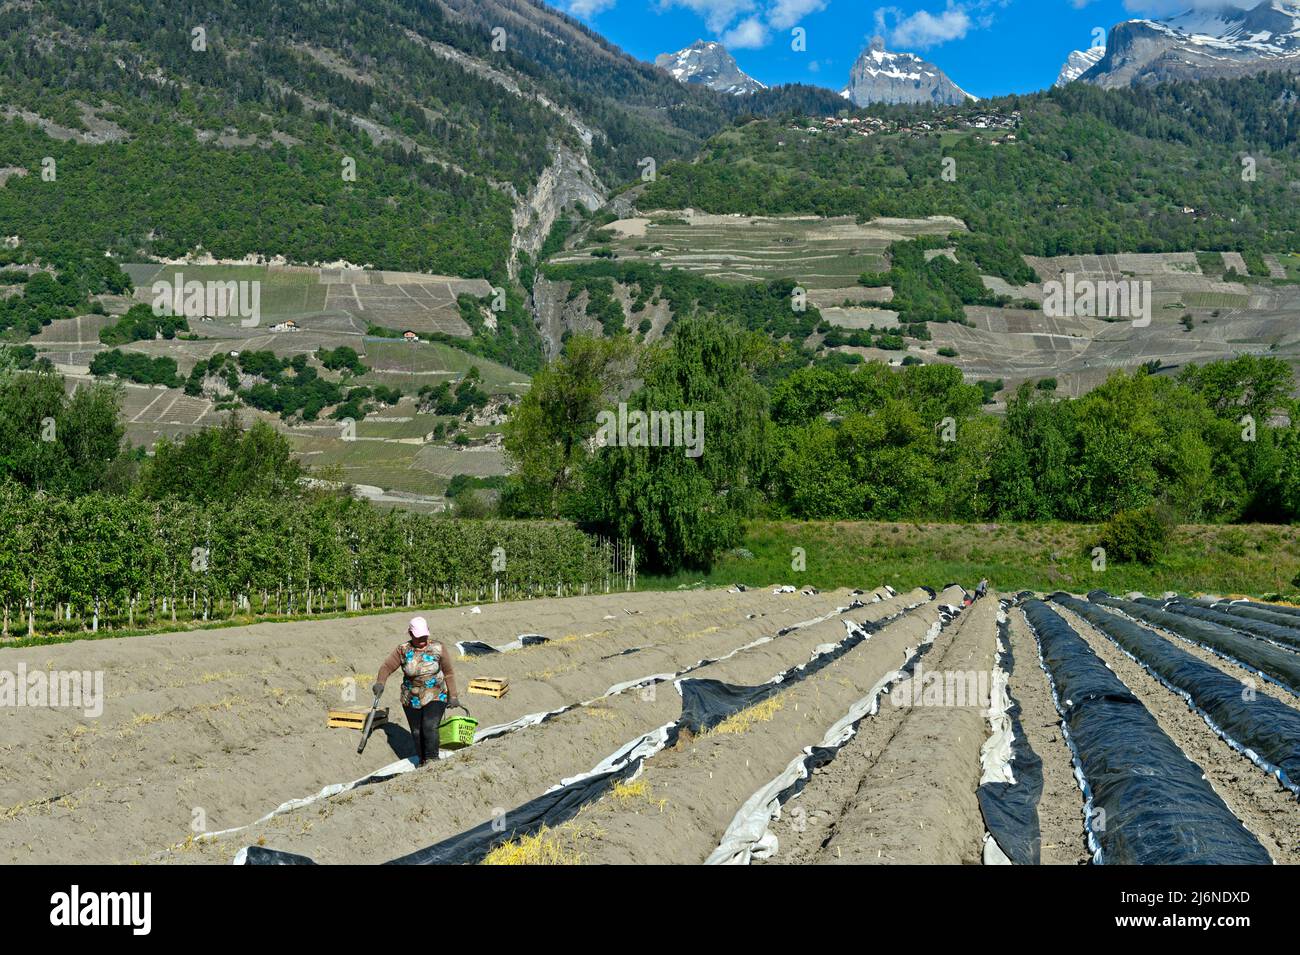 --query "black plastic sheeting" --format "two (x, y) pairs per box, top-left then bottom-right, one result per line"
(1235, 599), (1300, 621)
(976, 608), (1043, 865)
(1052, 594), (1300, 798)
(243, 601), (930, 865)
(774, 599), (864, 637)
(678, 606), (932, 734)
(242, 738), (672, 866)
(1135, 597), (1300, 652)
(240, 722), (676, 866)
(1091, 592), (1300, 697)
(1192, 598), (1300, 632)
(241, 846), (315, 865)
(1023, 599), (1270, 865)
(456, 634), (550, 657)
(384, 743), (665, 865)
